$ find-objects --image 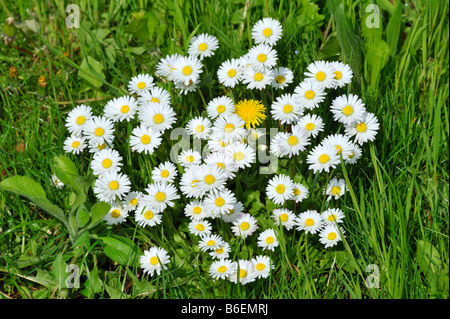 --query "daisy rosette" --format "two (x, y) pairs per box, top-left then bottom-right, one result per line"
(211, 113), (247, 144)
(103, 205), (129, 225)
(184, 200), (209, 220)
(137, 86), (171, 106)
(63, 134), (87, 154)
(143, 181), (180, 212)
(140, 247), (170, 277)
(204, 188), (237, 218)
(306, 144), (340, 174)
(257, 228), (279, 251)
(270, 93), (304, 125)
(65, 104), (92, 135)
(251, 255), (274, 279)
(321, 133), (355, 160)
(93, 171), (131, 203)
(121, 191), (143, 212)
(294, 79), (326, 110)
(178, 149), (202, 167)
(227, 142), (256, 169)
(172, 55), (203, 86)
(139, 103), (177, 132)
(209, 242), (232, 260)
(155, 53), (181, 81)
(278, 125), (310, 157)
(186, 116), (212, 140)
(304, 60), (337, 89)
(271, 208), (297, 230)
(206, 96), (235, 119)
(231, 213), (259, 239)
(188, 219), (213, 237)
(234, 99), (267, 129)
(188, 33), (219, 60)
(104, 95), (138, 122)
(198, 233), (225, 252)
(209, 259), (236, 280)
(229, 259), (257, 285)
(179, 165), (203, 199)
(319, 224), (345, 248)
(344, 112), (380, 145)
(344, 143), (362, 165)
(330, 93), (367, 126)
(90, 148), (123, 176)
(220, 201), (244, 223)
(272, 66), (294, 90)
(204, 151), (239, 180)
(251, 17), (283, 46)
(51, 174), (64, 189)
(266, 174), (294, 205)
(242, 66), (274, 90)
(193, 163), (228, 196)
(297, 113), (325, 138)
(247, 43), (278, 72)
(296, 210), (324, 234)
(151, 161), (178, 184)
(321, 208), (346, 226)
(134, 204), (163, 227)
(129, 124), (162, 154)
(291, 182), (309, 203)
(217, 58), (242, 88)
(84, 116), (115, 146)
(128, 73), (154, 95)
(325, 177), (347, 201)
(329, 61), (353, 88)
